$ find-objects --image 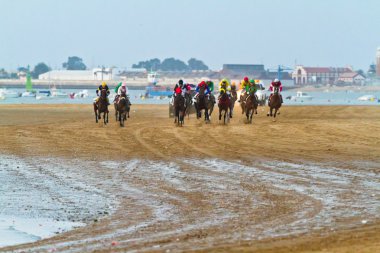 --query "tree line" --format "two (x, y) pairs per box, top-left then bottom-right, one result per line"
(0, 56), (87, 79)
(132, 58), (209, 71)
